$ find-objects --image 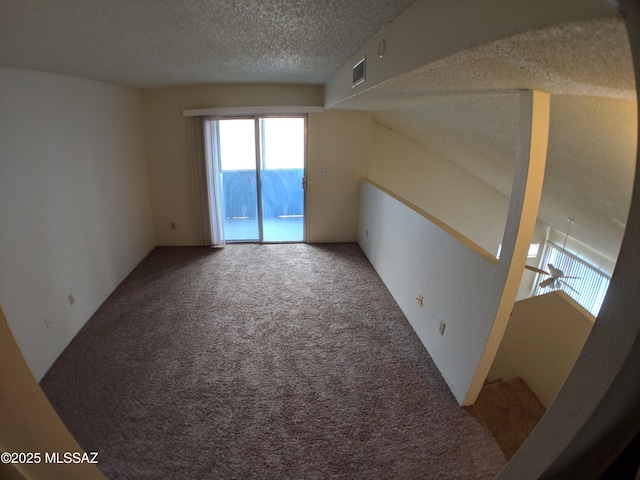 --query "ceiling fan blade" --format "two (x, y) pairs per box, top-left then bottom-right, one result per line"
(525, 265), (549, 275)
(539, 277), (554, 288)
(560, 280), (580, 295)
